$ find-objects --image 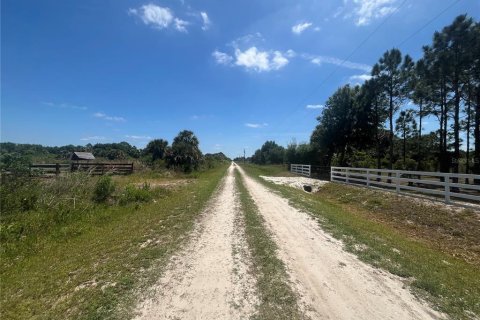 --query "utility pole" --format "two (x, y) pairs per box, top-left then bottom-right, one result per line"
(244, 149), (246, 164)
